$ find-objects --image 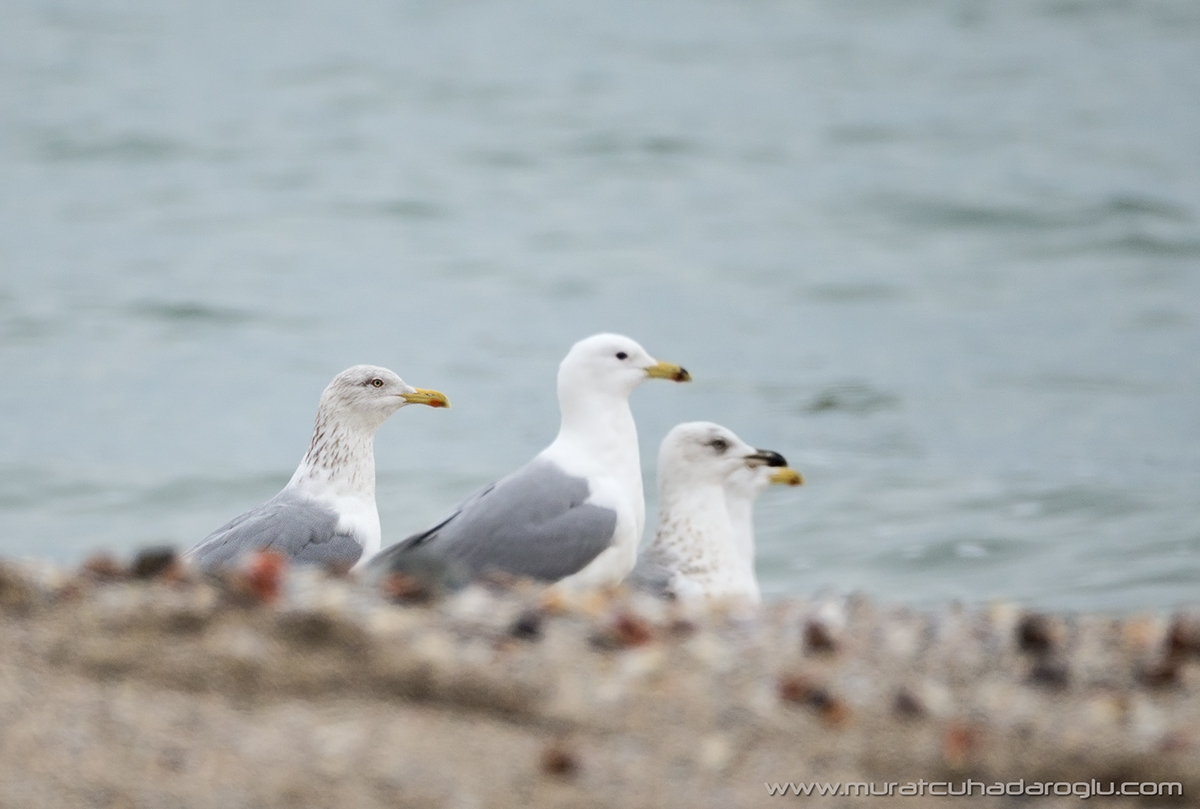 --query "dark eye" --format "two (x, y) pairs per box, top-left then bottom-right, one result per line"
(615, 352), (628, 360)
(709, 438), (729, 453)
(370, 378), (384, 388)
